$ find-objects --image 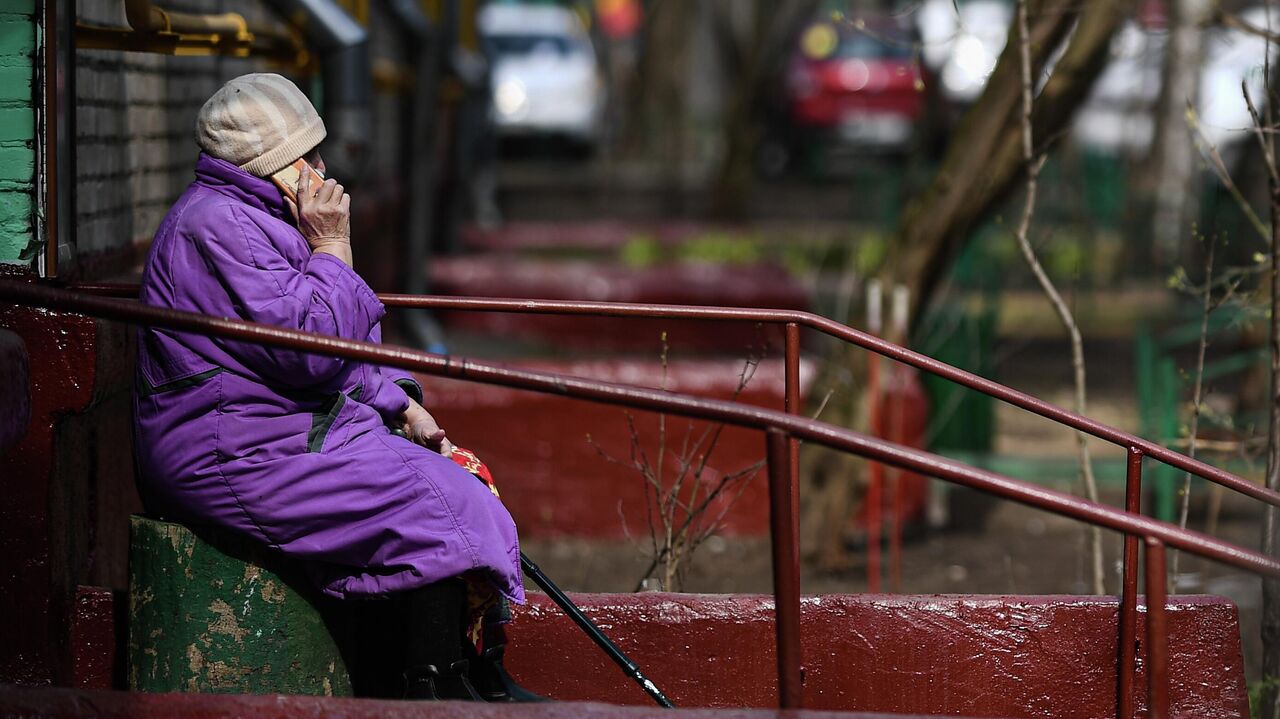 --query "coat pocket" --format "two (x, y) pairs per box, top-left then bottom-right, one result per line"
(306, 383), (363, 453)
(137, 366), (224, 398)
